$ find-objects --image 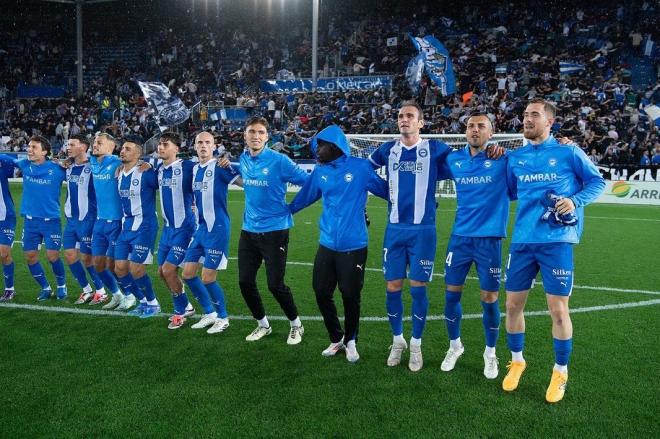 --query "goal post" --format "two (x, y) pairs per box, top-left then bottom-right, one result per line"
(346, 134), (525, 198)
